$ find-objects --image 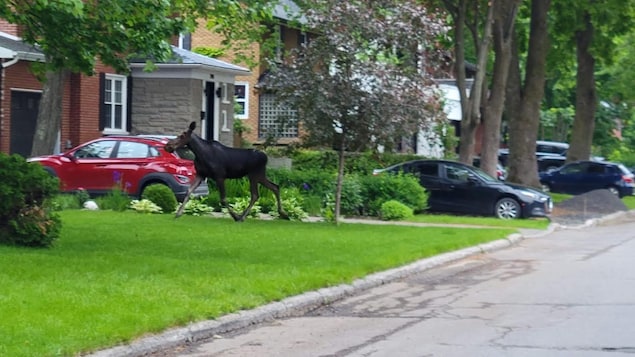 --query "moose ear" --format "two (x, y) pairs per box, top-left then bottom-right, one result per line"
(189, 121), (196, 131)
